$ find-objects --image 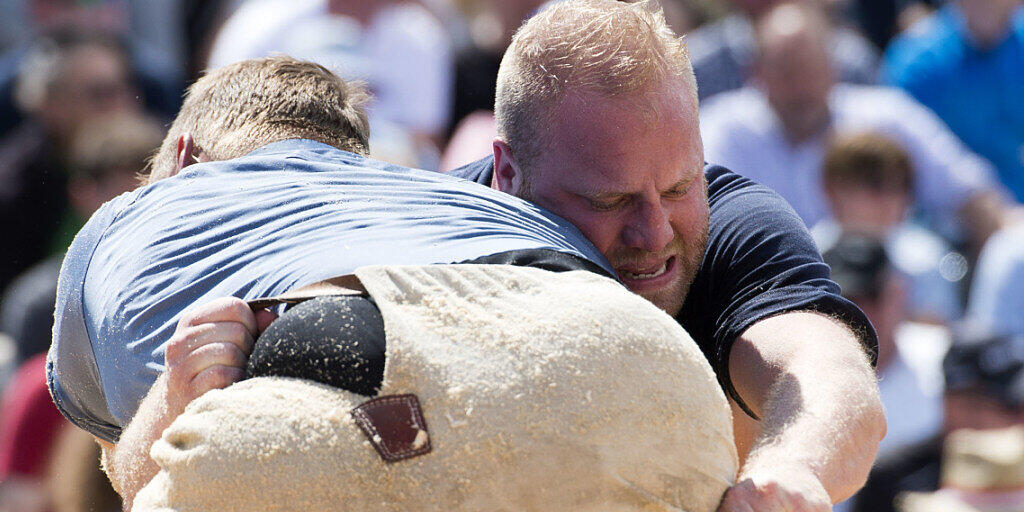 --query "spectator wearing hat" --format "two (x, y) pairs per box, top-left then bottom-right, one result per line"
(852, 328), (1024, 512)
(897, 426), (1024, 512)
